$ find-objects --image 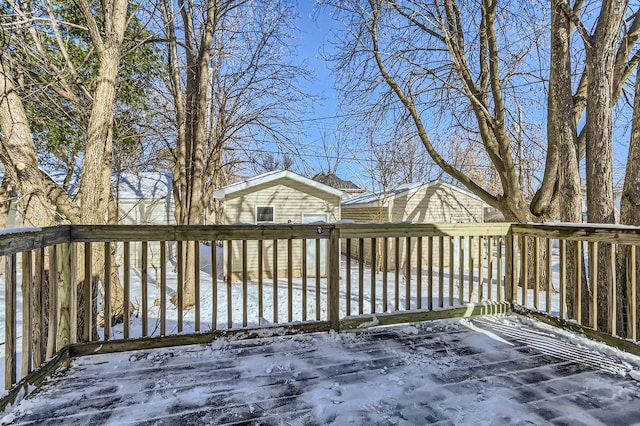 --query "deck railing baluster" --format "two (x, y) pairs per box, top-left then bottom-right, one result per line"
(427, 236), (433, 310)
(22, 250), (33, 378)
(478, 236), (483, 303)
(123, 242), (130, 339)
(459, 236), (464, 305)
(243, 240), (248, 327)
(448, 237), (454, 307)
(487, 236), (493, 302)
(228, 240), (234, 328)
(406, 237), (411, 311)
(160, 241), (167, 335)
(468, 236), (474, 303)
(609, 243), (616, 336)
(560, 240), (566, 320)
(83, 243), (92, 342)
(533, 237), (539, 310)
(371, 237), (377, 314)
(34, 247), (45, 366)
(438, 236), (444, 308)
(395, 237), (400, 311)
(344, 238), (350, 316)
(631, 245), (637, 341)
(328, 227), (340, 332)
(5, 253), (16, 390)
(590, 241), (598, 330)
(301, 239), (308, 321)
(315, 238), (320, 321)
(103, 242), (111, 341)
(546, 239), (552, 314)
(141, 241), (148, 337)
(417, 237), (422, 310)
(259, 240), (264, 323)
(273, 239), (278, 324)
(382, 237), (388, 312)
(359, 238), (364, 315)
(177, 241), (184, 333)
(575, 240), (582, 325)
(47, 245), (57, 358)
(56, 243), (72, 353)
(497, 236), (503, 302)
(520, 235), (528, 307)
(195, 241), (201, 332)
(287, 239), (293, 323)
